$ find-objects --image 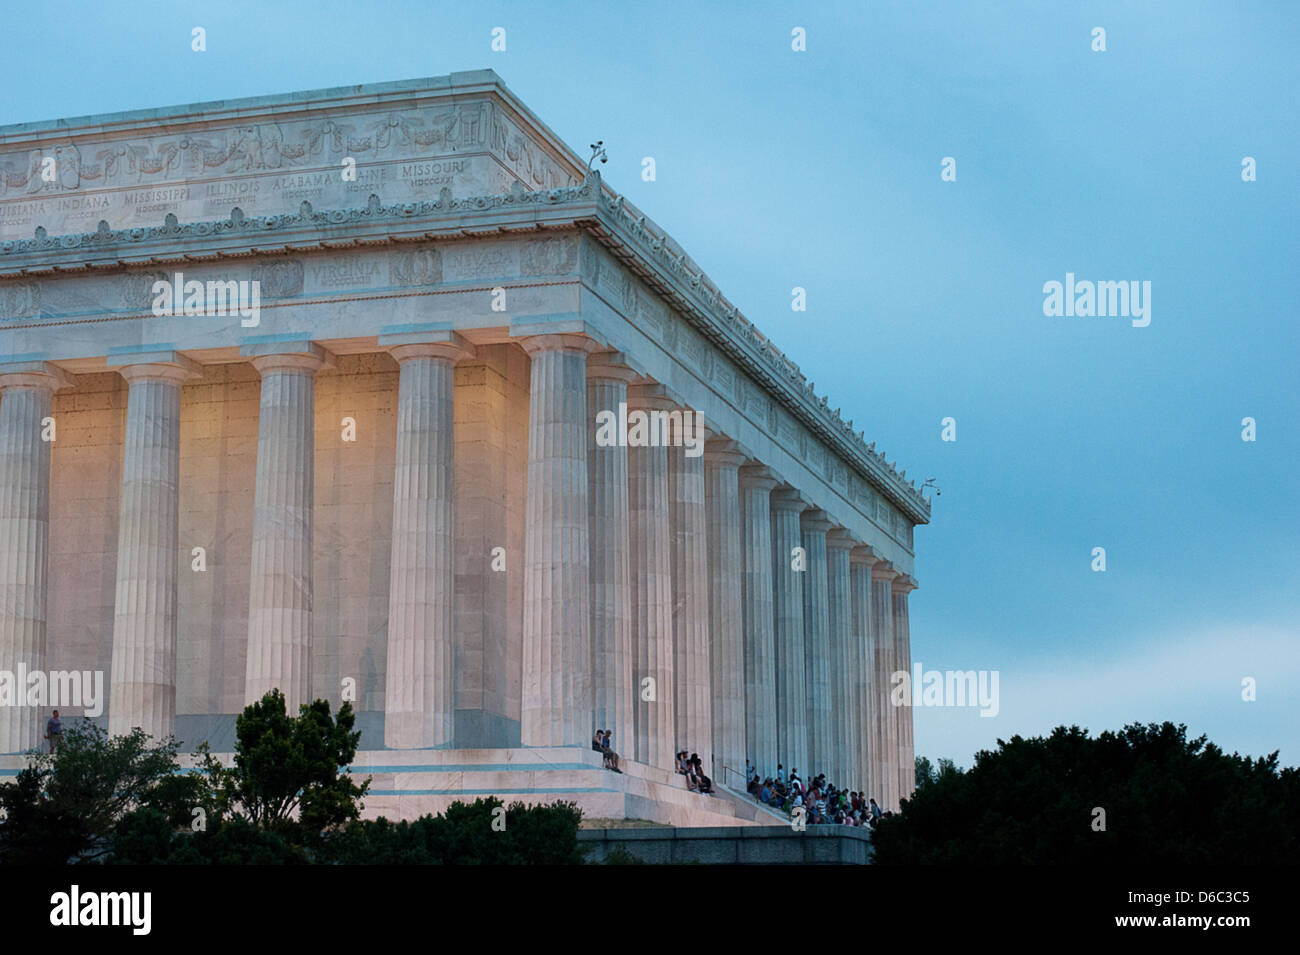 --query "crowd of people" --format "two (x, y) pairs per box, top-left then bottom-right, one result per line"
(745, 762), (886, 828)
(595, 732), (879, 826)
